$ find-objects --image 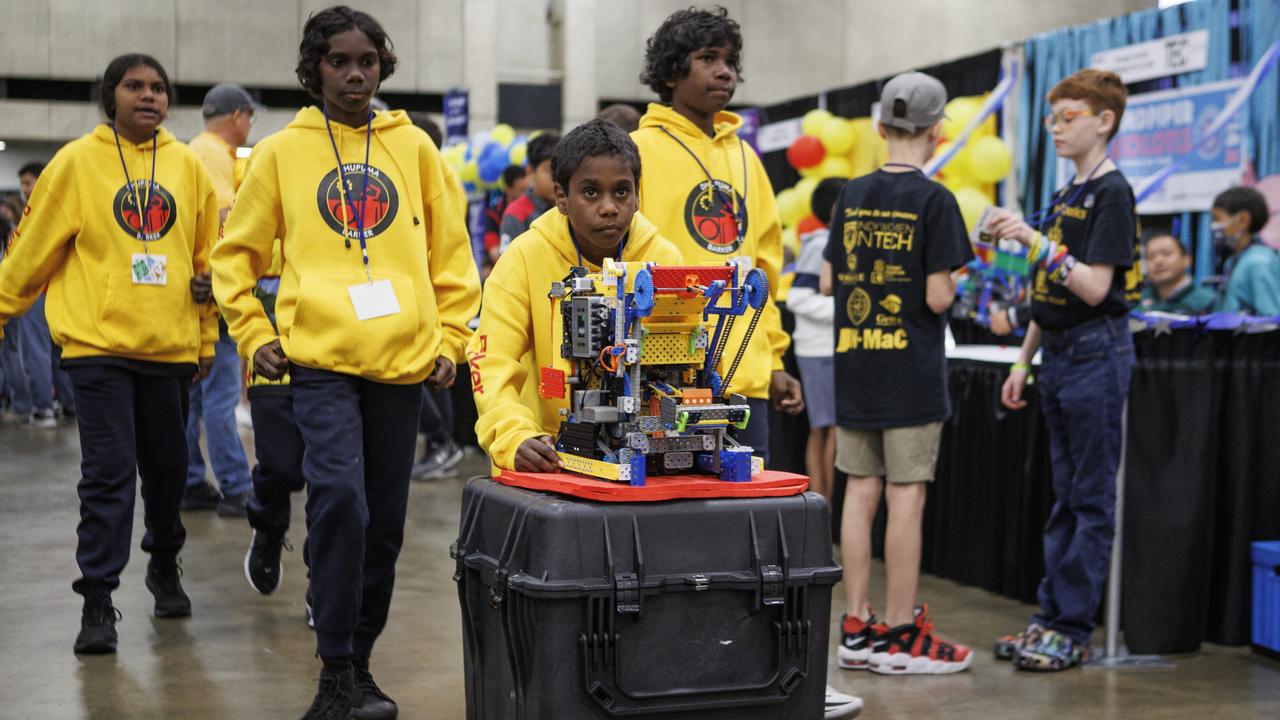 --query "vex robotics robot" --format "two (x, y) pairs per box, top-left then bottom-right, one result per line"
(537, 259), (769, 487)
